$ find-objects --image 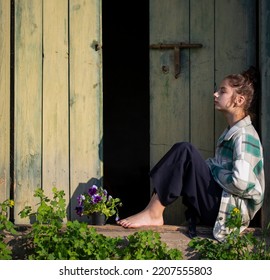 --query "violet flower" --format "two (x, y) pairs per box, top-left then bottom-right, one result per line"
(92, 194), (102, 204)
(75, 206), (83, 216)
(88, 185), (98, 196)
(77, 194), (85, 206)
